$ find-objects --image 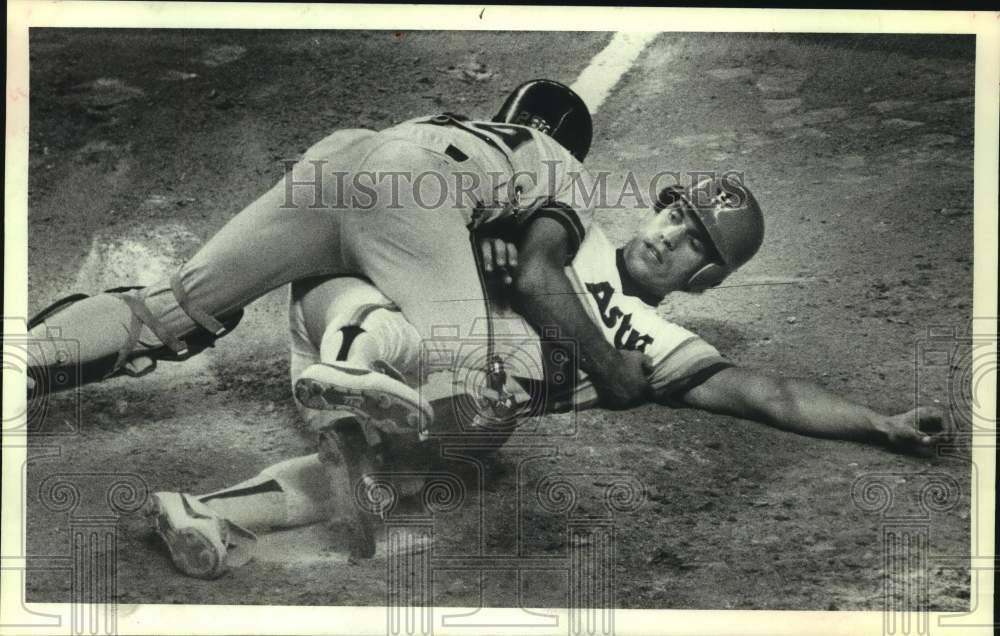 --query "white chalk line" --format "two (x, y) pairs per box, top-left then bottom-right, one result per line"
(571, 32), (659, 115)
